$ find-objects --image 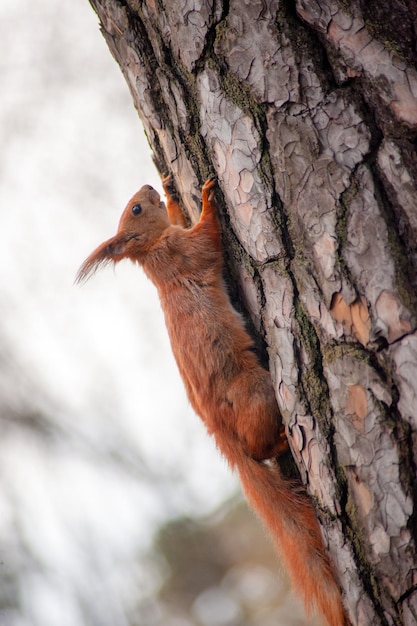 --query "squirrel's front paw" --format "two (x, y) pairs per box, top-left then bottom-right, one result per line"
(162, 174), (179, 200)
(202, 176), (217, 202)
